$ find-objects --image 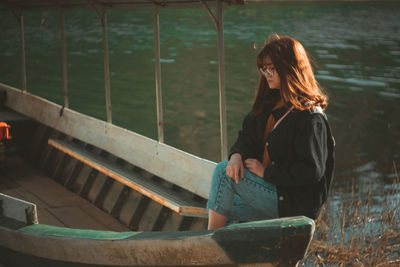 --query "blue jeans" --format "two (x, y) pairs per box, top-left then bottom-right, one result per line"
(207, 161), (279, 223)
